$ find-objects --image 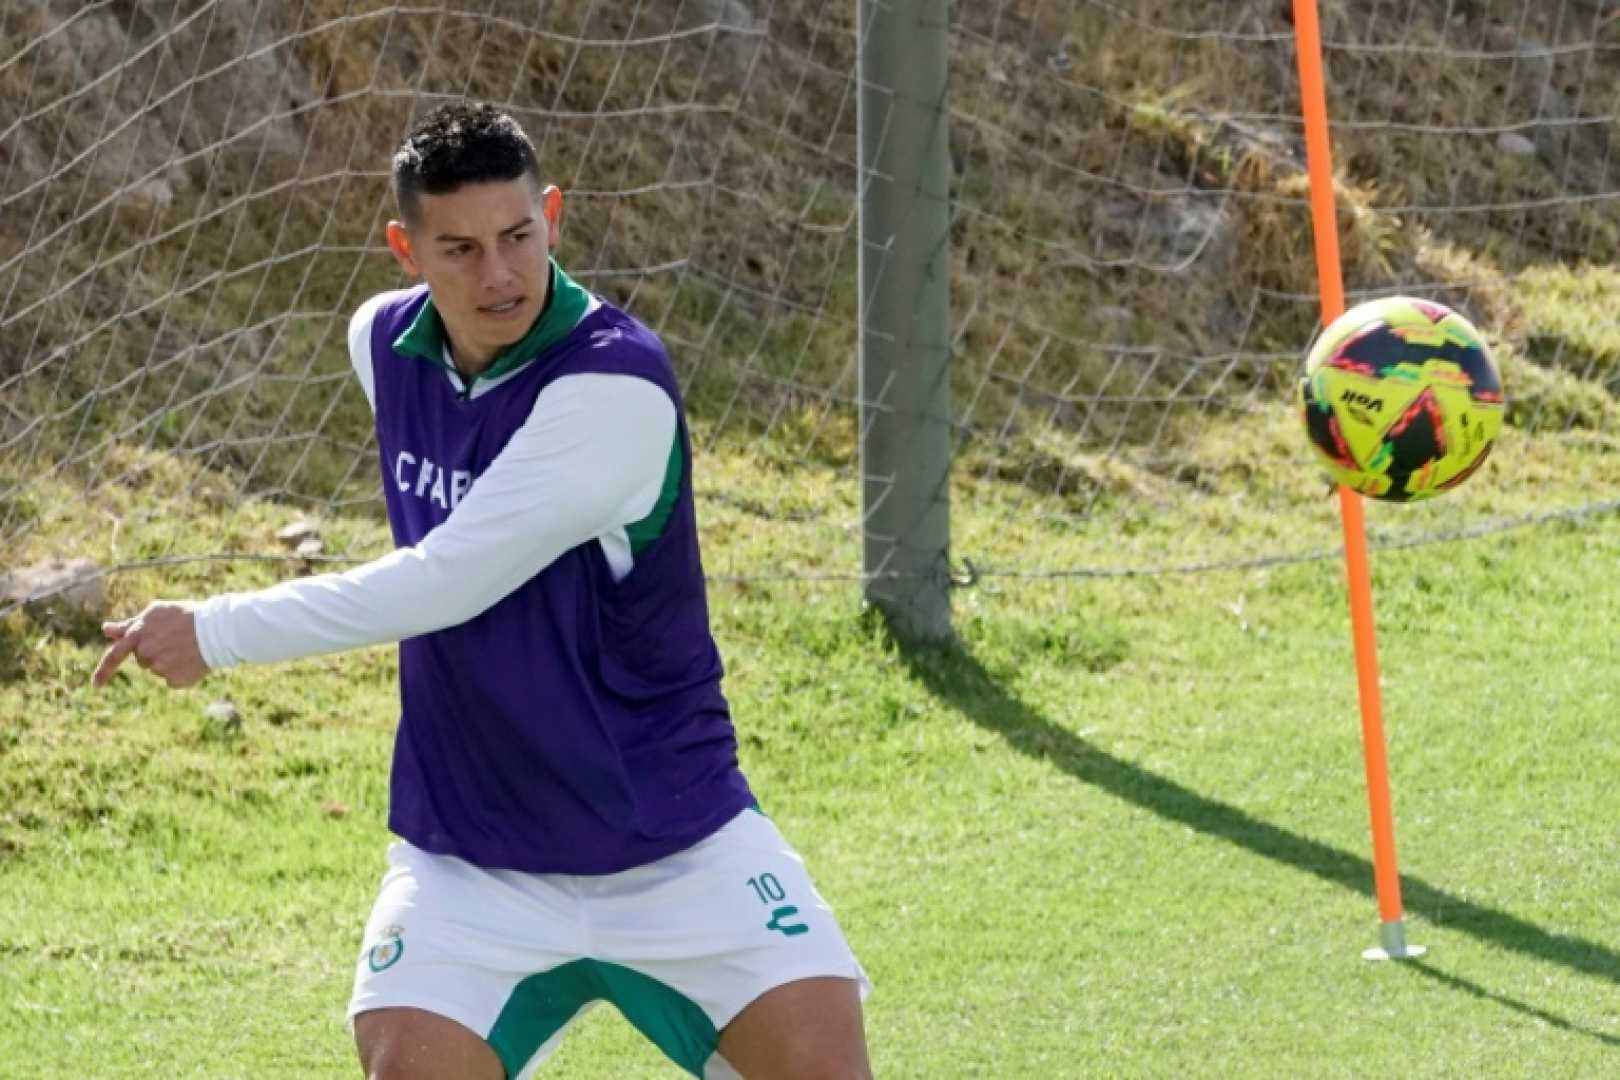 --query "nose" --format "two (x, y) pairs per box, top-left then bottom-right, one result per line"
(478, 247), (515, 291)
